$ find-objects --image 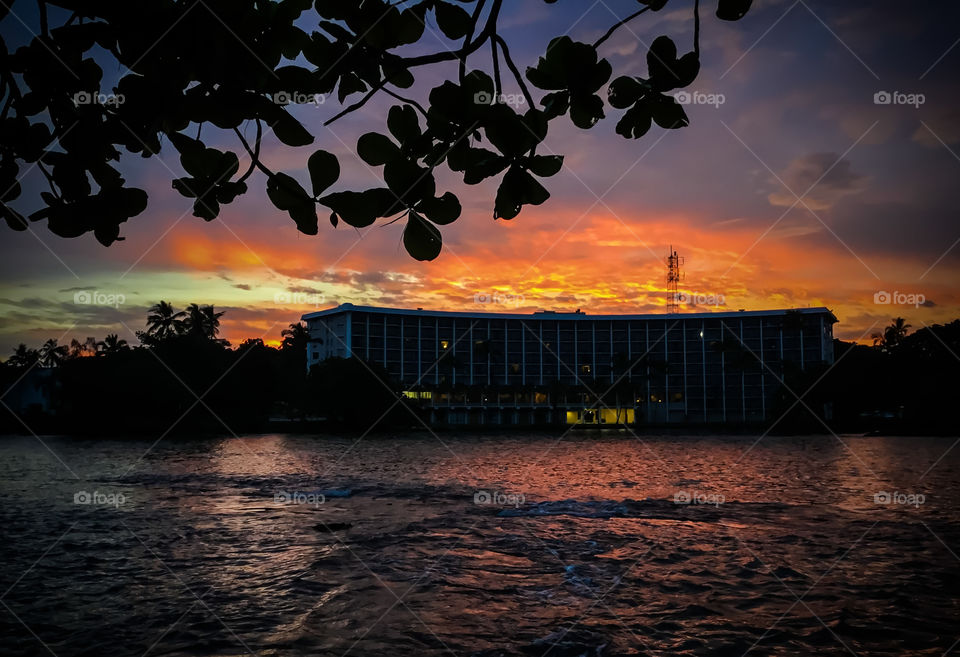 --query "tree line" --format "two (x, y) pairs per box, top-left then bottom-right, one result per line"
(1, 313), (958, 435)
(0, 301), (409, 434)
